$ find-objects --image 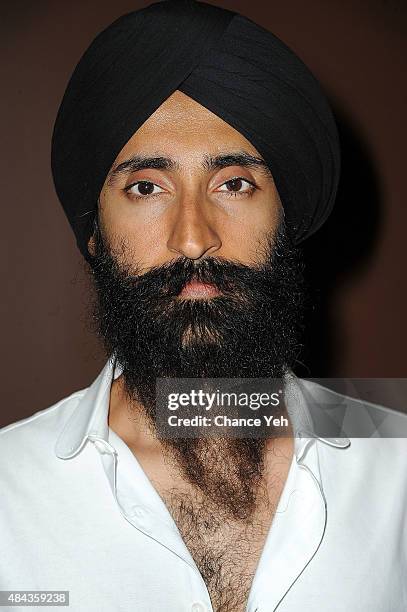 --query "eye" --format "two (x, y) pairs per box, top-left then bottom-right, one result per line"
(124, 181), (165, 198)
(215, 177), (257, 196)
